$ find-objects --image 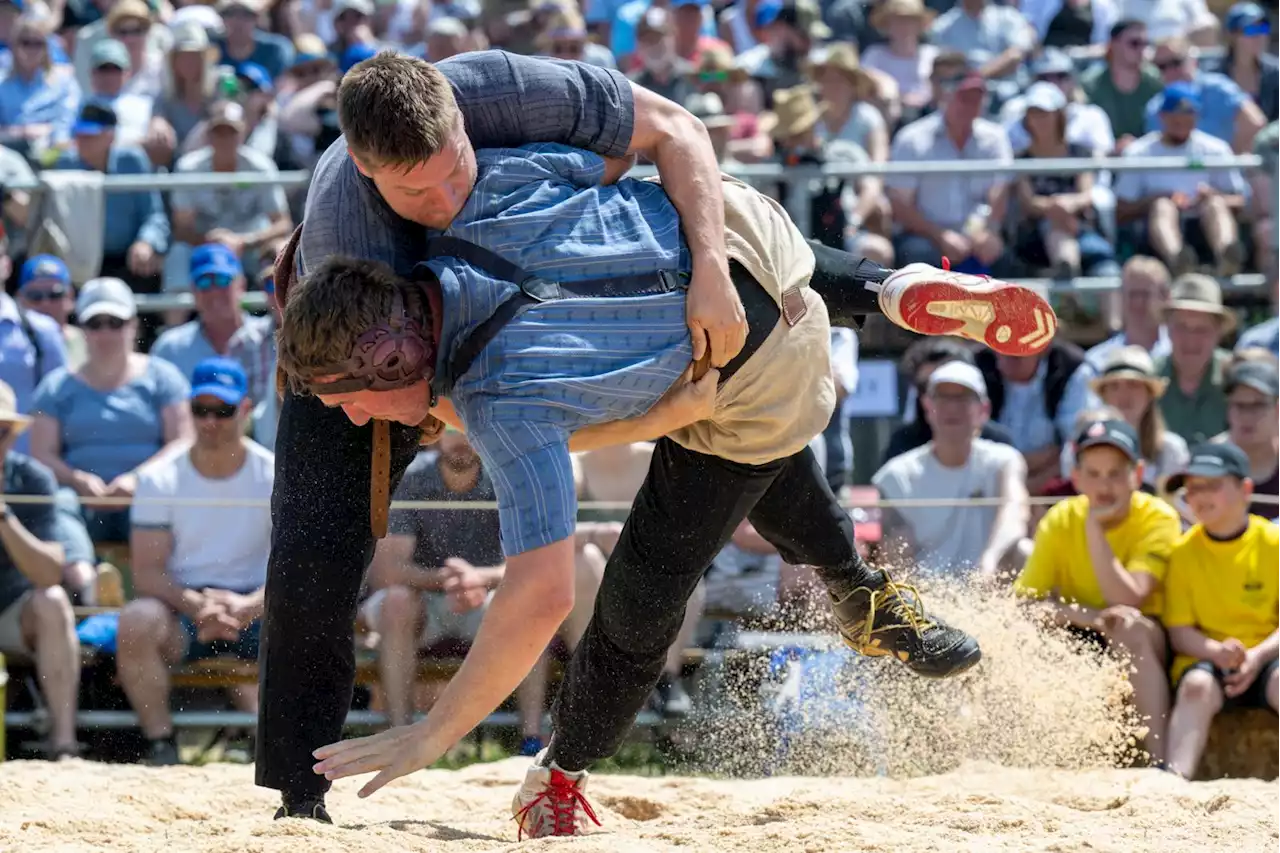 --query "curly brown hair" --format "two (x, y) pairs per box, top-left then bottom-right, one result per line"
(276, 257), (421, 394)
